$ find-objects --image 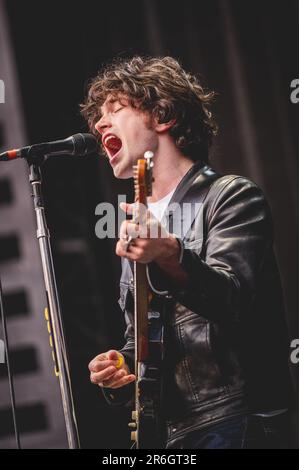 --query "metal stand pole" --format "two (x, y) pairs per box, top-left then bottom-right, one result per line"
(28, 159), (80, 449)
